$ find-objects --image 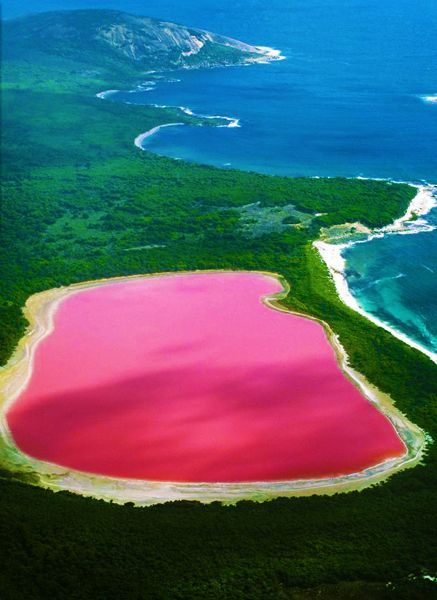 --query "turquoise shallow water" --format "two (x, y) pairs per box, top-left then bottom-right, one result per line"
(343, 206), (437, 355)
(5, 0), (437, 356)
